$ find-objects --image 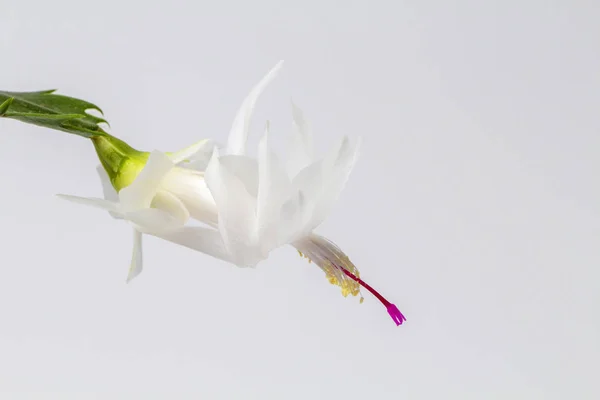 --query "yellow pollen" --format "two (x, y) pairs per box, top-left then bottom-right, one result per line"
(323, 261), (361, 300)
(298, 247), (362, 302)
